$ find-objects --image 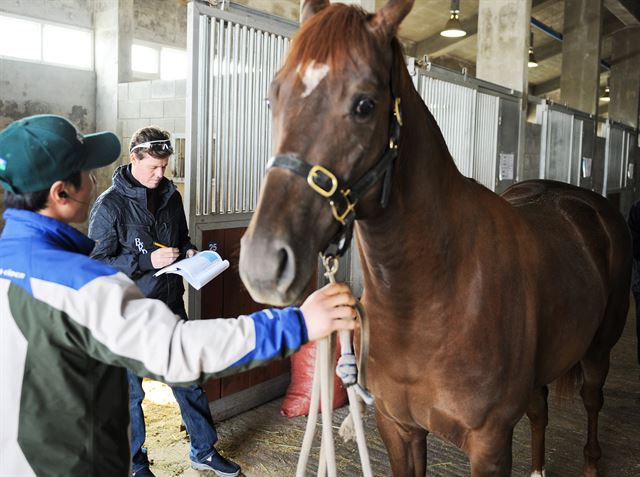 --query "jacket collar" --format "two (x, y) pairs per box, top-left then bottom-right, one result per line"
(112, 164), (176, 209)
(1, 208), (95, 255)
